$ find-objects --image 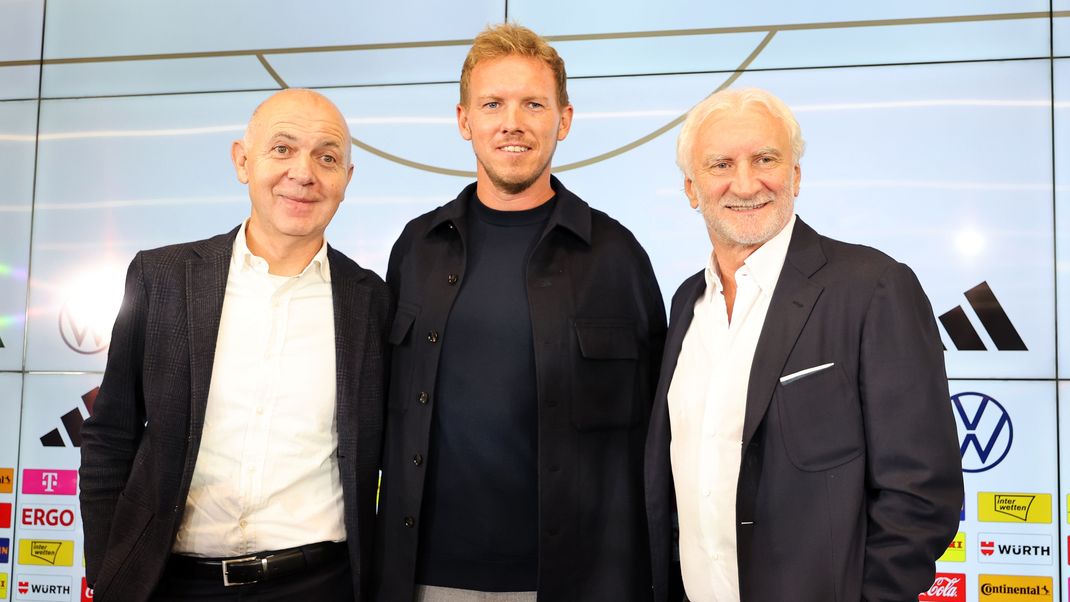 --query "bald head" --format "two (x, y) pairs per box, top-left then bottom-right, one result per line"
(231, 88), (355, 273)
(243, 88), (352, 165)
